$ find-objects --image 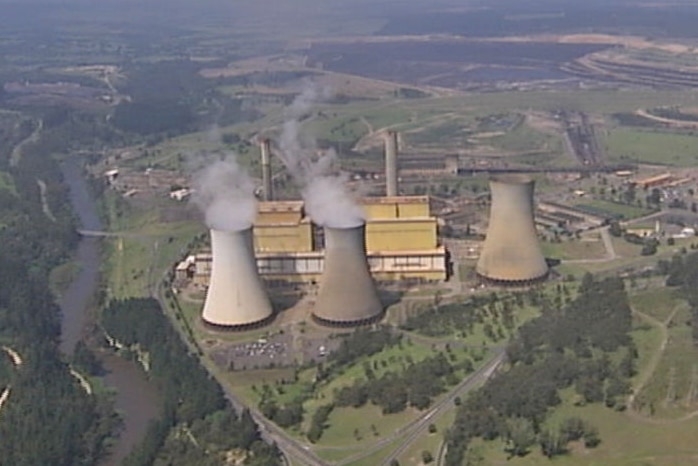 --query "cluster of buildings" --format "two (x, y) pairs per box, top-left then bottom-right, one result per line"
(175, 133), (550, 329)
